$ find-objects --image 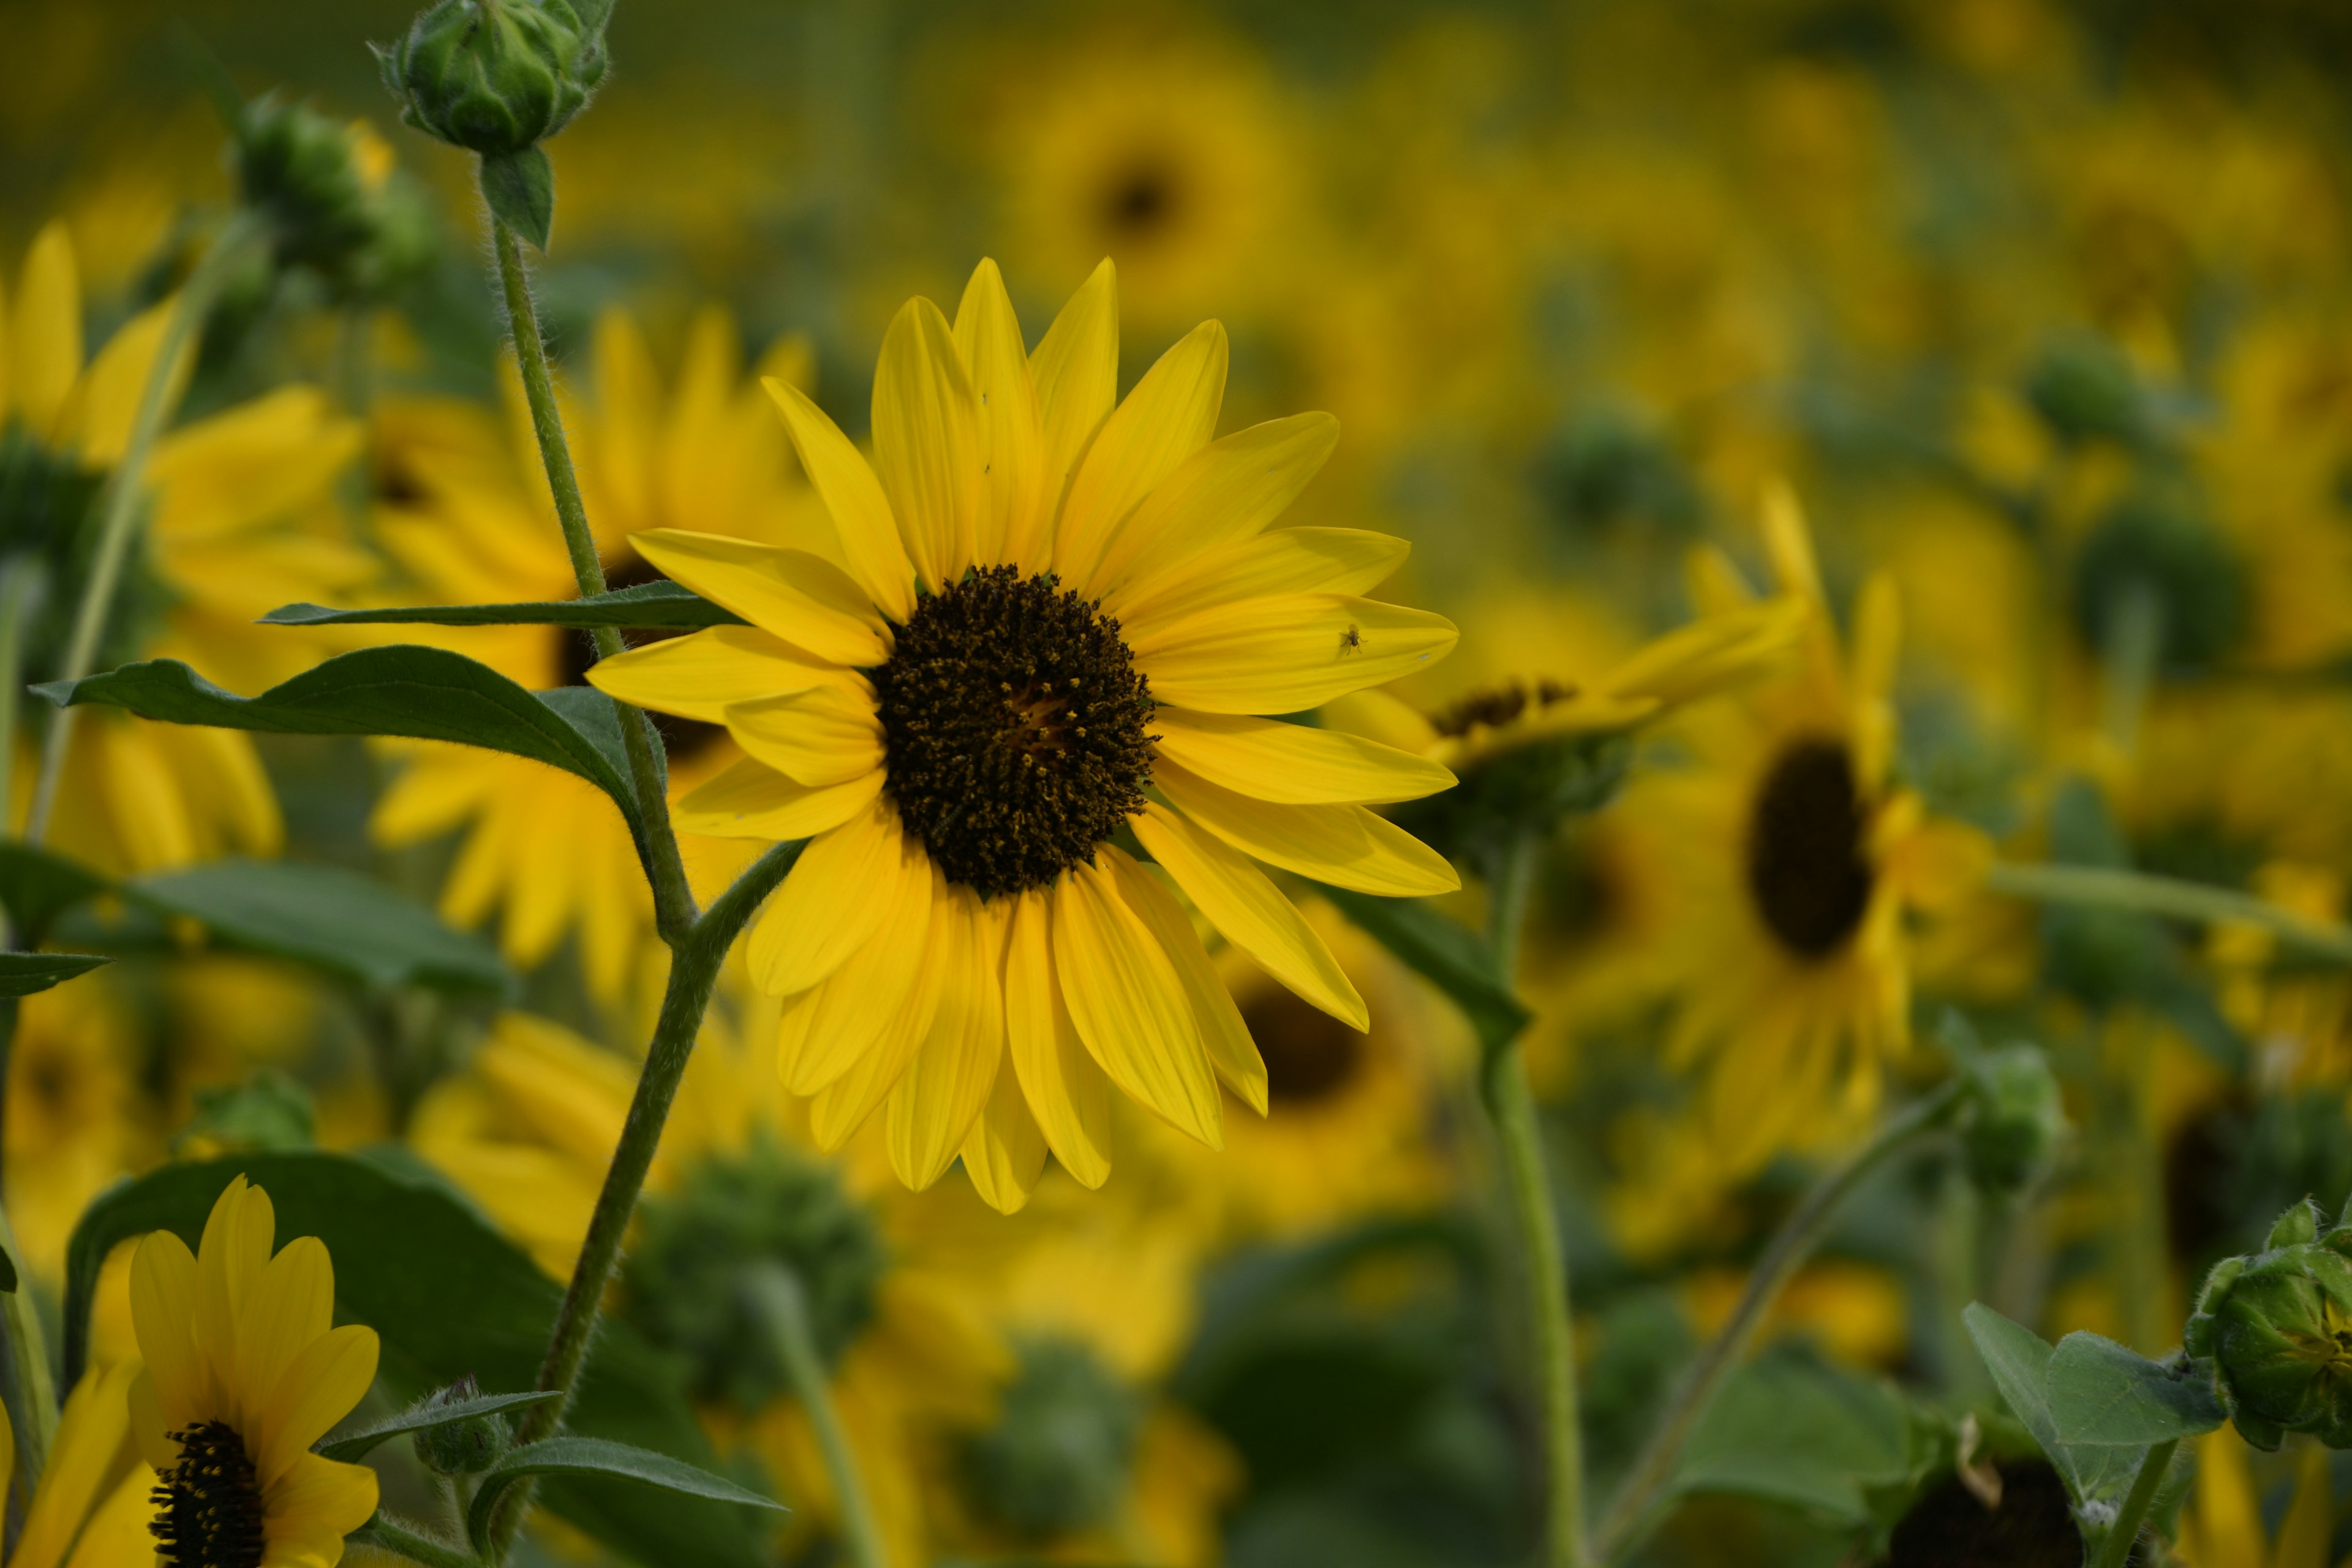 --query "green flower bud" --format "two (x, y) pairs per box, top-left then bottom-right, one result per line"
(2184, 1202), (2352, 1450)
(411, 1375), (512, 1476)
(2025, 336), (2146, 448)
(958, 1338), (1142, 1543)
(1958, 1044), (2065, 1195)
(2068, 496), (2246, 676)
(1536, 407), (1703, 545)
(233, 99), (437, 301)
(376, 0), (609, 156)
(1389, 706), (1631, 872)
